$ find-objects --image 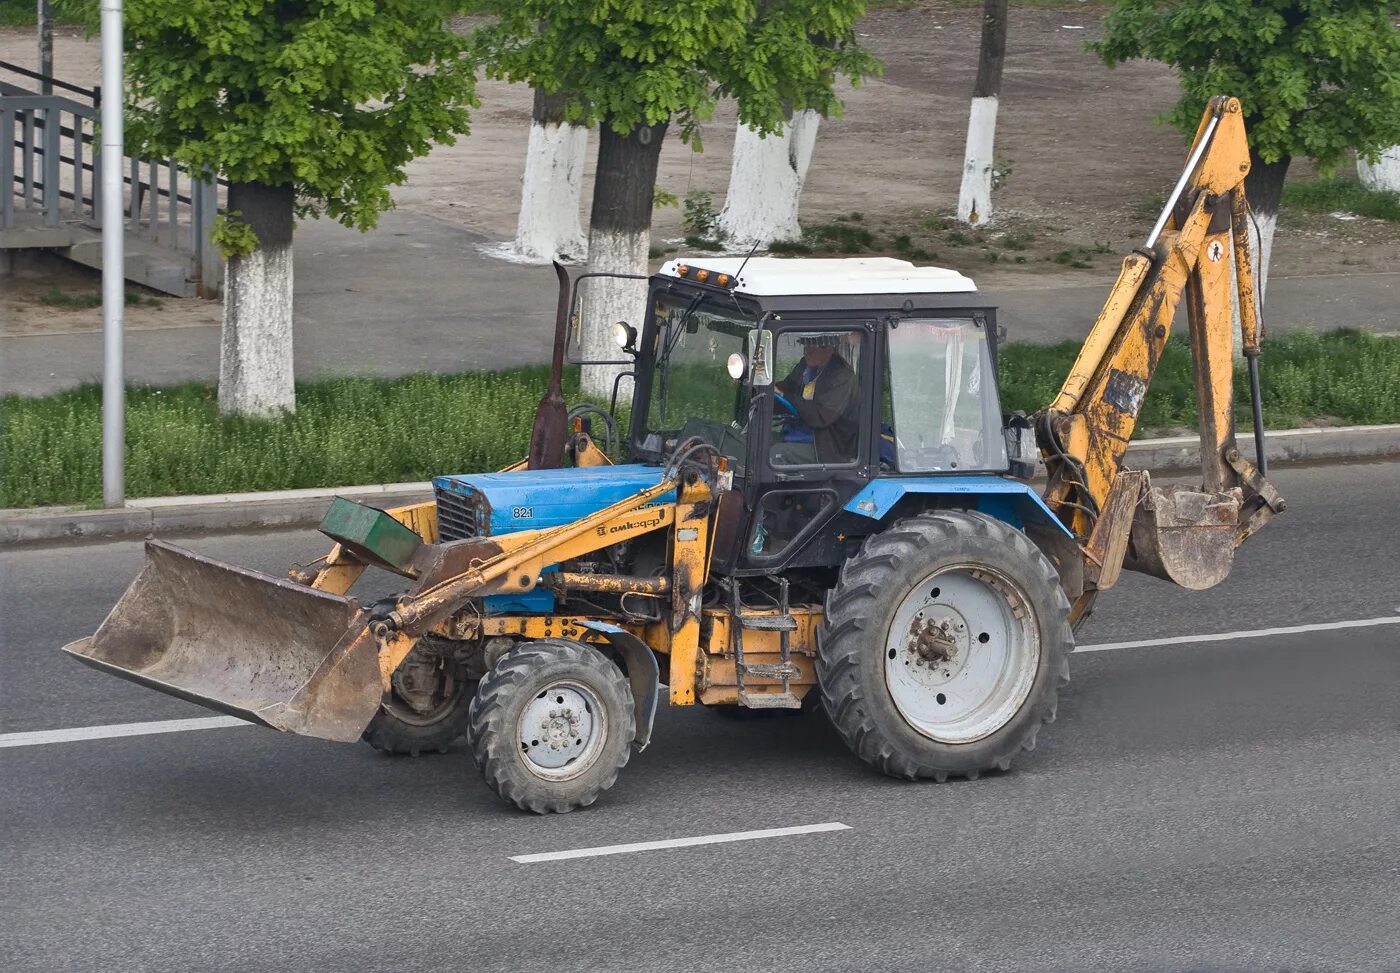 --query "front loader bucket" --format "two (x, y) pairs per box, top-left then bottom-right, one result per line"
(62, 539), (383, 742)
(1124, 484), (1243, 591)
